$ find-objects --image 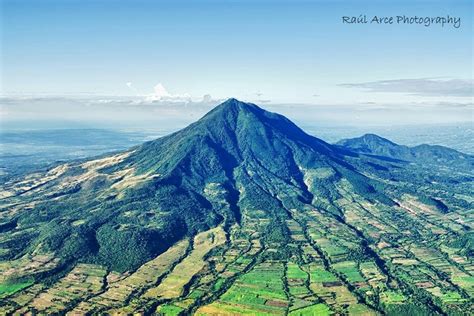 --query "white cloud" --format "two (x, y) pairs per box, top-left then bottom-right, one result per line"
(340, 78), (474, 97)
(145, 83), (191, 102)
(151, 83), (170, 98)
(202, 94), (213, 103)
(125, 82), (141, 96)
